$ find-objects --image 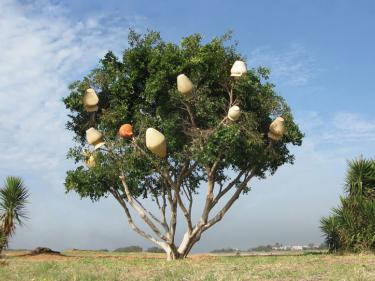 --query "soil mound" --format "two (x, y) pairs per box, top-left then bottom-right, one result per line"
(29, 247), (61, 256)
